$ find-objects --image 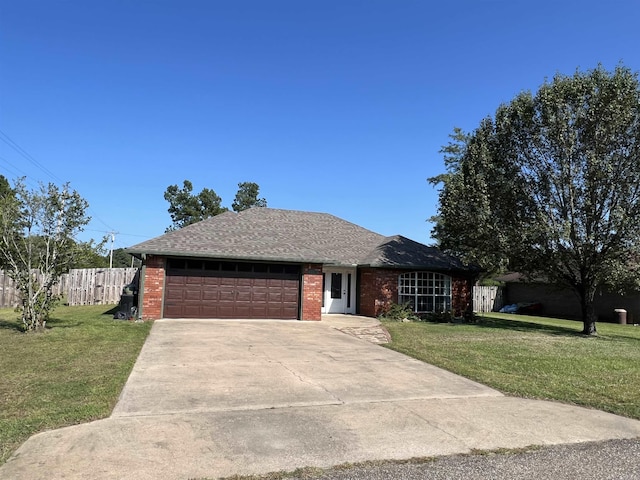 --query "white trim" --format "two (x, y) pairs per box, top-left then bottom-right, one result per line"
(398, 271), (452, 313)
(322, 267), (357, 314)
